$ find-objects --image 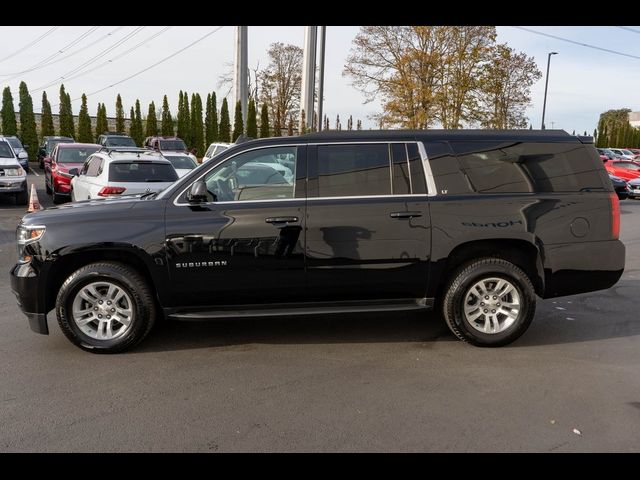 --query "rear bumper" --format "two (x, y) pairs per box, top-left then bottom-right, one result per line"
(543, 239), (625, 298)
(10, 262), (49, 334)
